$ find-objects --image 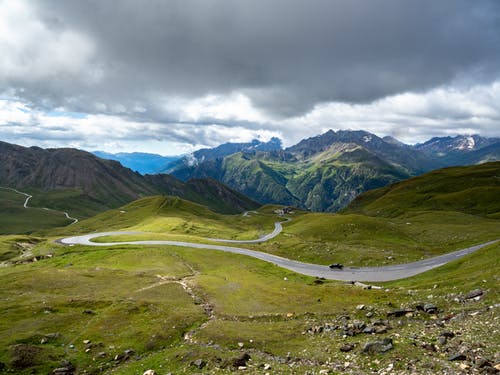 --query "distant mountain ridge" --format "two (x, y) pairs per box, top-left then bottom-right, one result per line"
(162, 137), (282, 173)
(0, 140), (259, 217)
(168, 130), (500, 212)
(92, 151), (180, 175)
